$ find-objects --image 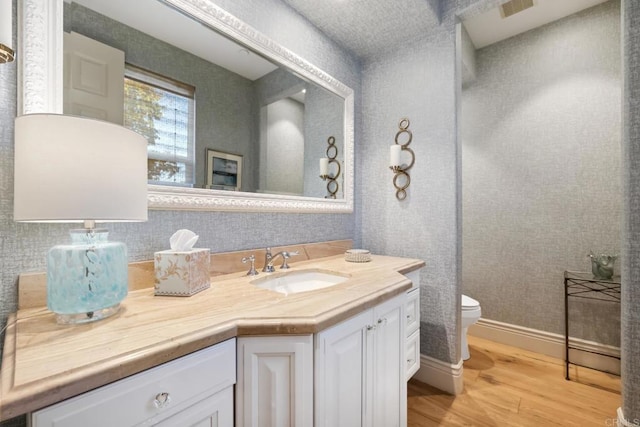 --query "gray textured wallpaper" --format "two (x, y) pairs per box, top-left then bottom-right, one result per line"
(360, 28), (461, 363)
(462, 1), (622, 345)
(357, 0), (509, 367)
(263, 98), (305, 194)
(254, 68), (305, 195)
